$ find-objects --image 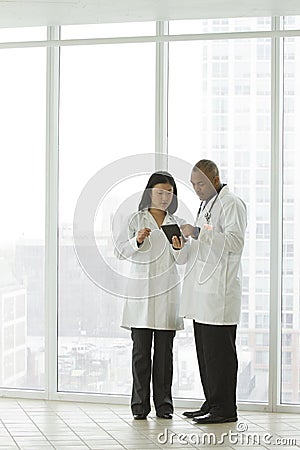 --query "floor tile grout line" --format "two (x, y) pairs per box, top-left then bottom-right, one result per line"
(219, 414), (299, 449)
(171, 413), (238, 450)
(53, 407), (95, 449)
(107, 406), (172, 448)
(0, 415), (22, 449)
(105, 408), (204, 449)
(1, 401), (299, 450)
(242, 413), (300, 440)
(77, 404), (128, 450)
(110, 411), (168, 449)
(16, 400), (56, 449)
